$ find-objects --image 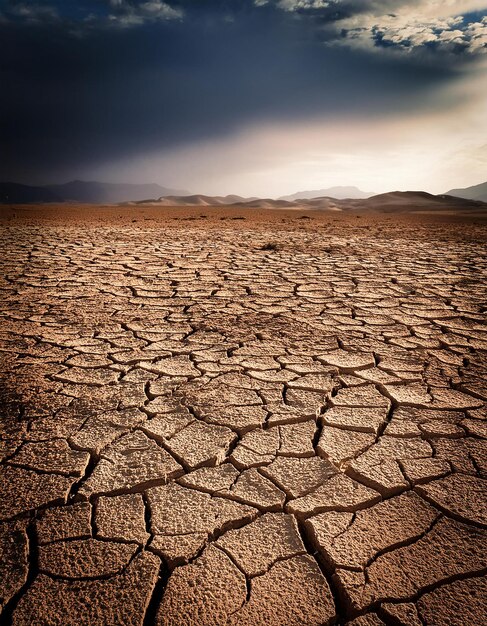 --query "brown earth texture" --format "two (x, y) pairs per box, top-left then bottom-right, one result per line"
(1, 204), (486, 626)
